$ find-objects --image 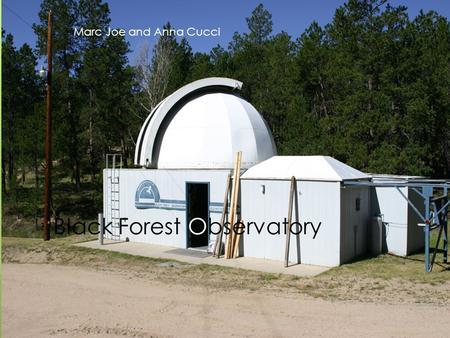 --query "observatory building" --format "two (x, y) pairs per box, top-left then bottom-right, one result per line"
(103, 77), (427, 268)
